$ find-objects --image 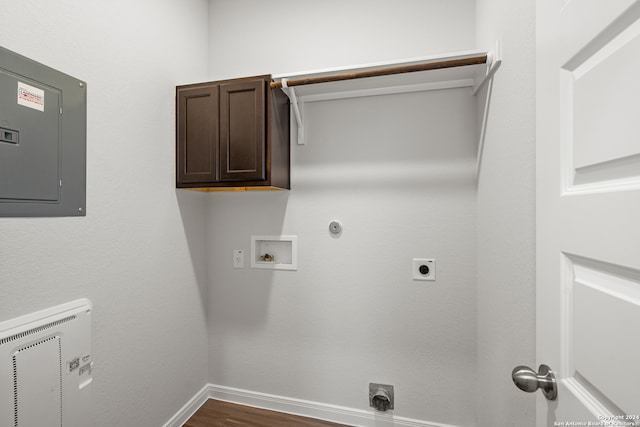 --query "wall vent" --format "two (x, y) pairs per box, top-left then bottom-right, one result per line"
(0, 299), (92, 427)
(13, 336), (63, 427)
(0, 316), (75, 346)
